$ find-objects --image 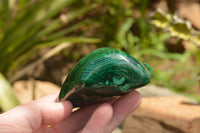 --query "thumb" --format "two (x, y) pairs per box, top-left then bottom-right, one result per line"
(0, 92), (73, 132)
(34, 100), (73, 126)
(28, 93), (73, 127)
